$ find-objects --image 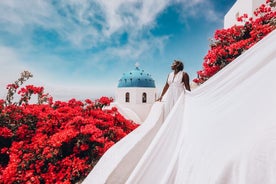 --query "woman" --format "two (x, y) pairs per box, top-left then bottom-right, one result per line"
(157, 60), (190, 114)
